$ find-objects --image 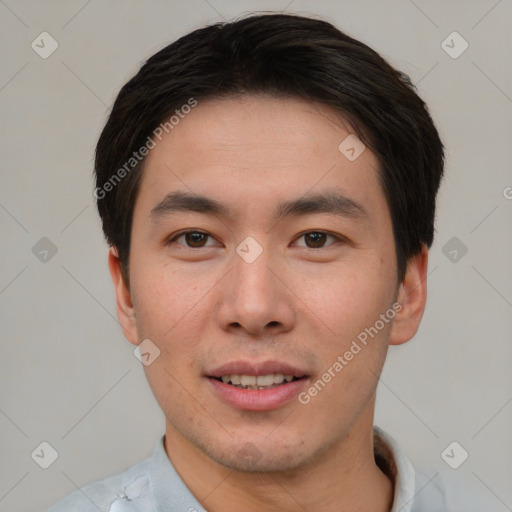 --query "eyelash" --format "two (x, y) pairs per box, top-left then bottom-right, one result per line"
(166, 230), (345, 249)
